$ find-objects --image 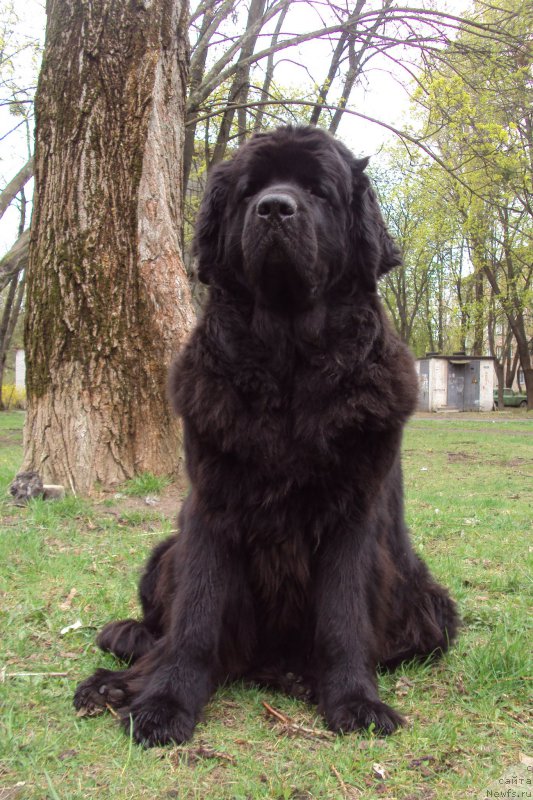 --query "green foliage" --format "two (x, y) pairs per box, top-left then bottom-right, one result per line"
(376, 0), (532, 365)
(373, 152), (469, 355)
(413, 0), (532, 358)
(0, 383), (25, 409)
